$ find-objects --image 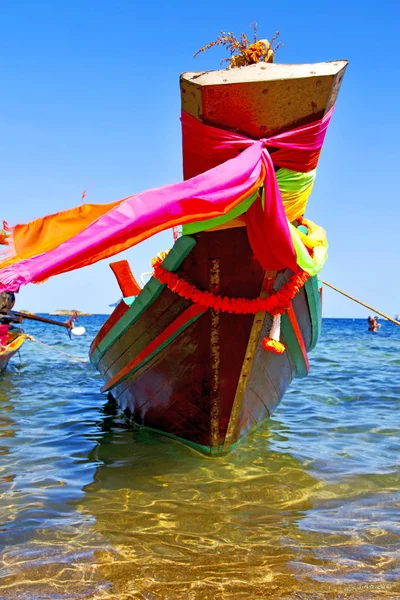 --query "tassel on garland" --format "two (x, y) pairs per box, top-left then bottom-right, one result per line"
(262, 314), (285, 354)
